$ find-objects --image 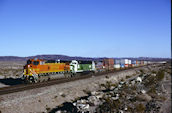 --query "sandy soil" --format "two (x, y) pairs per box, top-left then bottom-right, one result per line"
(0, 68), (141, 113)
(0, 64), (170, 113)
